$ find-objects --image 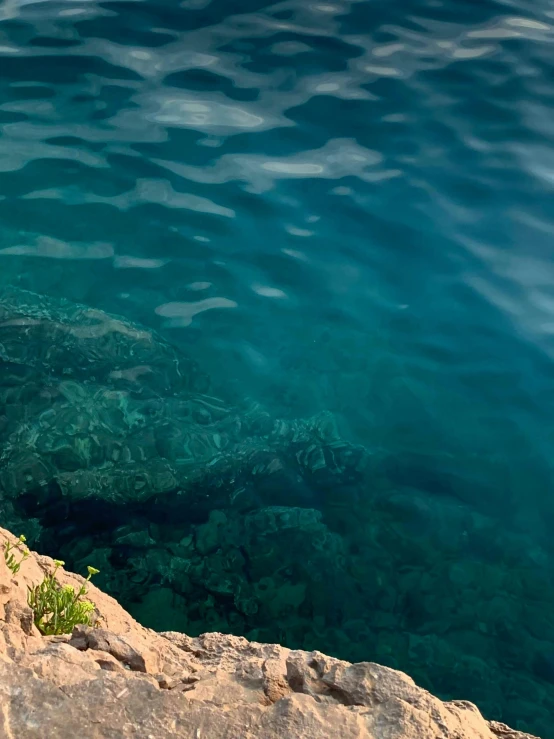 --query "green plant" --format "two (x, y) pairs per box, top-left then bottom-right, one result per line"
(3, 534), (29, 575)
(27, 560), (100, 636)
